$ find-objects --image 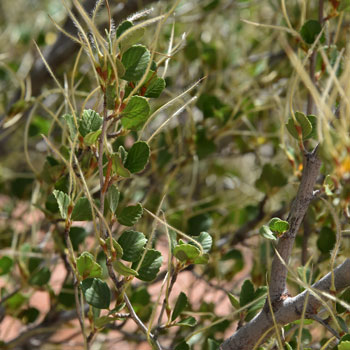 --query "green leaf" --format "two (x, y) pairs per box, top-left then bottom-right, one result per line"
(337, 316), (349, 334)
(106, 238), (124, 259)
(121, 96), (150, 131)
(116, 21), (145, 52)
(175, 341), (190, 350)
(106, 185), (120, 214)
(187, 213), (213, 236)
(246, 286), (267, 321)
(83, 129), (101, 146)
(295, 111), (312, 138)
(268, 218), (289, 233)
(300, 20), (323, 44)
(71, 197), (93, 221)
(5, 293), (28, 310)
(95, 315), (123, 328)
(18, 307), (40, 324)
(286, 117), (300, 139)
(240, 279), (255, 307)
(112, 153), (131, 178)
(29, 267), (51, 286)
(255, 164), (287, 193)
(208, 338), (220, 350)
(193, 232), (212, 253)
(259, 225), (277, 240)
(124, 141), (150, 173)
(121, 45), (150, 81)
(173, 244), (201, 262)
(193, 253), (210, 264)
(306, 114), (317, 139)
(116, 20), (133, 38)
(145, 76), (166, 98)
(78, 109), (103, 137)
(118, 230), (147, 262)
(317, 226), (336, 254)
(62, 113), (77, 140)
(117, 203), (143, 226)
(106, 83), (117, 110)
(133, 249), (162, 281)
(175, 316), (197, 327)
(171, 292), (188, 321)
(339, 341), (350, 350)
(69, 227), (88, 251)
(228, 292), (240, 309)
(53, 190), (70, 219)
(58, 282), (75, 308)
(114, 260), (138, 277)
(81, 278), (110, 309)
(77, 252), (102, 279)
(336, 288), (350, 313)
(0, 256), (13, 275)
